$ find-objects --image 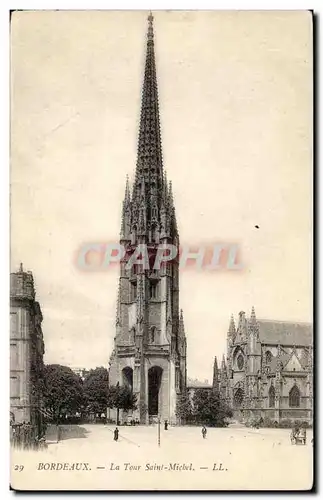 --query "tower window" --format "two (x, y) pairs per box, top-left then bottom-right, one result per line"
(131, 283), (137, 301)
(237, 354), (244, 370)
(150, 326), (156, 343)
(289, 385), (300, 408)
(269, 385), (275, 408)
(150, 283), (157, 299)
